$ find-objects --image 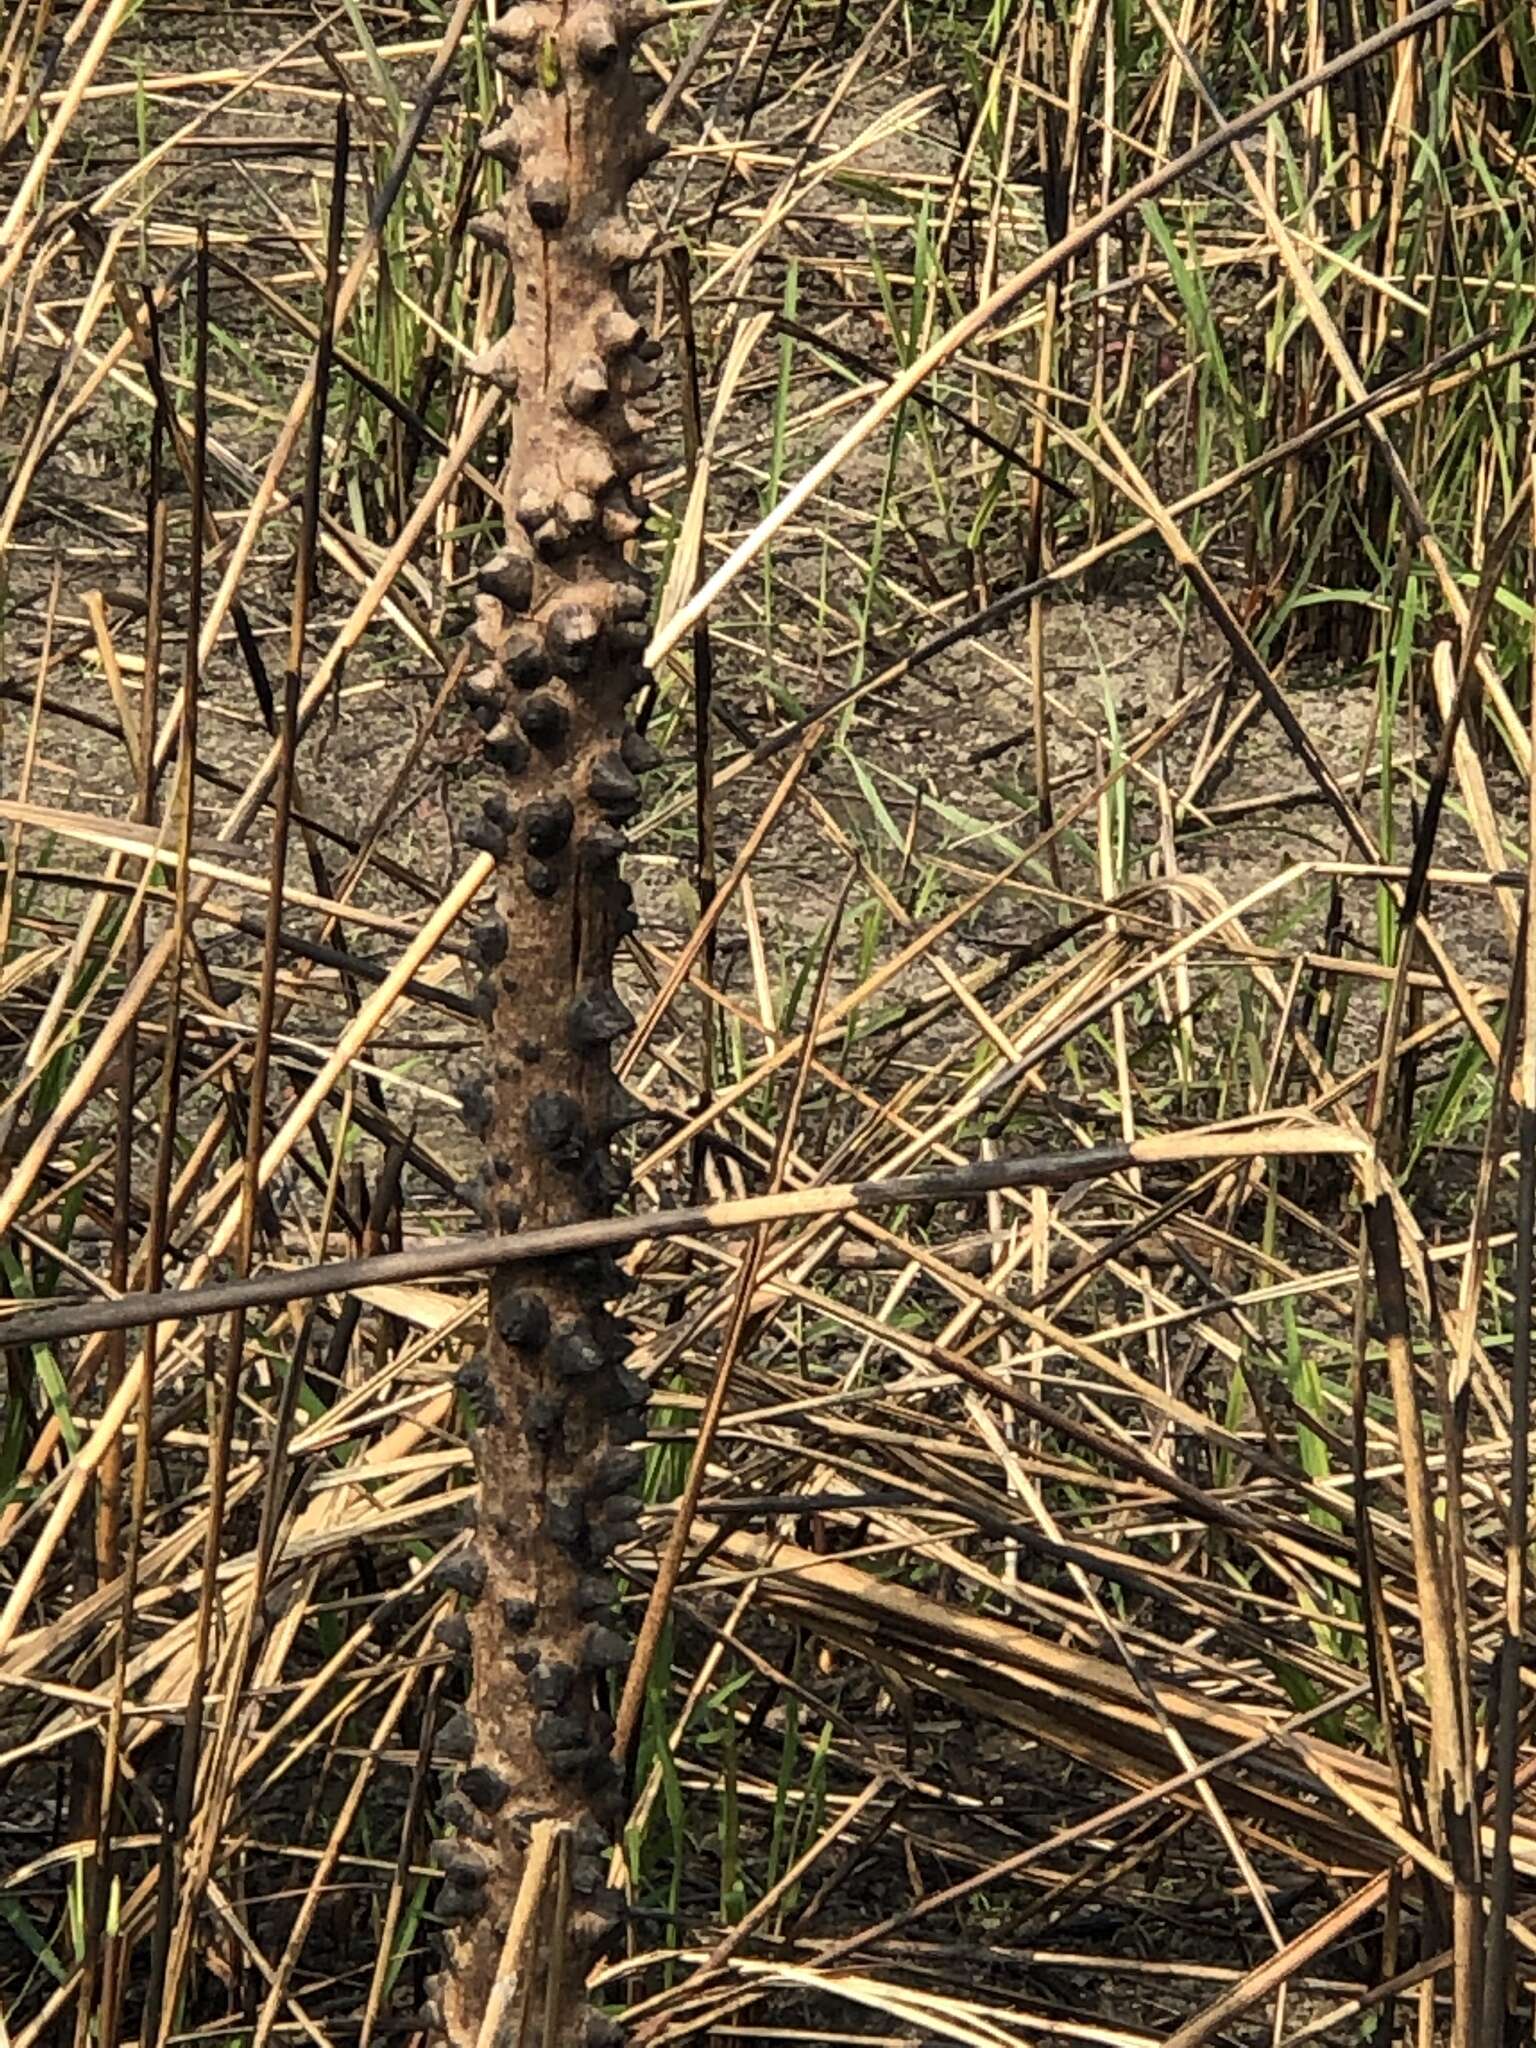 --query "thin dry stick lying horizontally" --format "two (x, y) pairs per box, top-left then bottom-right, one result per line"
(0, 1123), (1367, 1351)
